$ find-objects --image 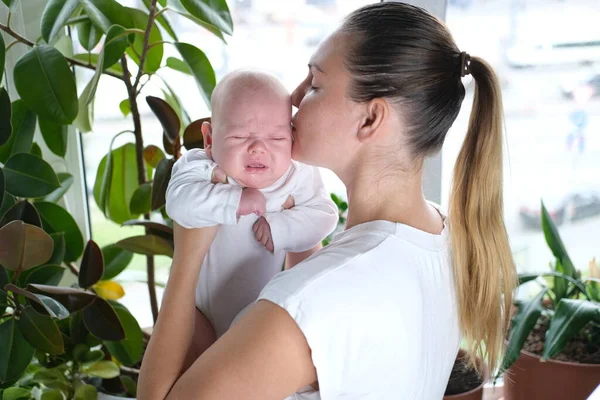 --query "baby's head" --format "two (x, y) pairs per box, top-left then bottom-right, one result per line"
(202, 70), (292, 189)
